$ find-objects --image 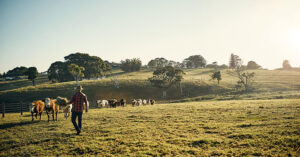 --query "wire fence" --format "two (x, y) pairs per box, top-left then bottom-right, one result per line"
(0, 100), (99, 118)
(0, 102), (32, 117)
